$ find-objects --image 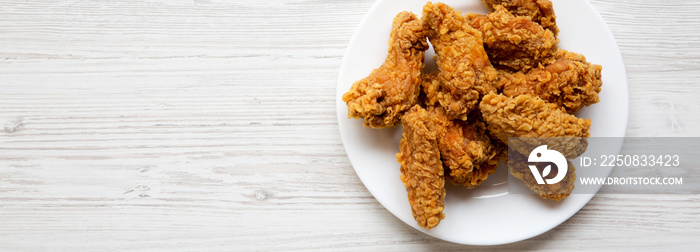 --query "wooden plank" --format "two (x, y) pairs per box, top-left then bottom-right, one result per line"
(0, 0), (698, 250)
